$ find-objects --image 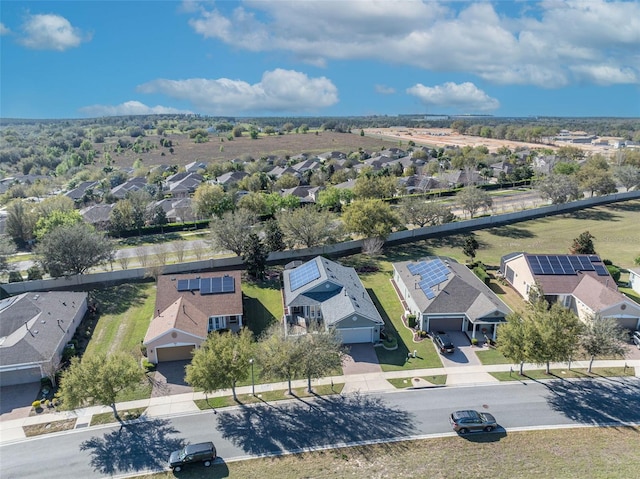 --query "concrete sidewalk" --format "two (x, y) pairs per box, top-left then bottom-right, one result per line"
(1, 359), (638, 445)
